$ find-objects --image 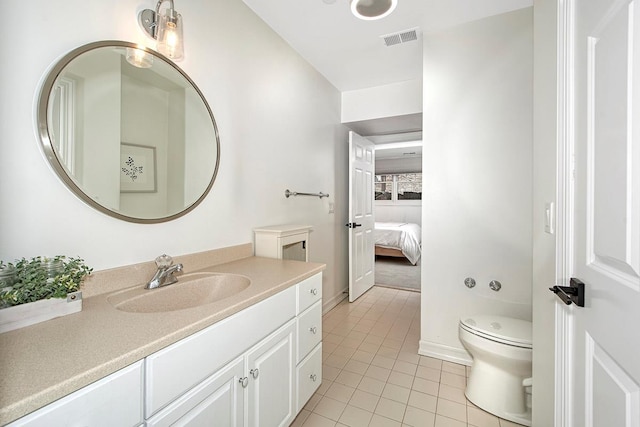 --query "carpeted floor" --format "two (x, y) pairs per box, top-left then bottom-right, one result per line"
(374, 256), (421, 291)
